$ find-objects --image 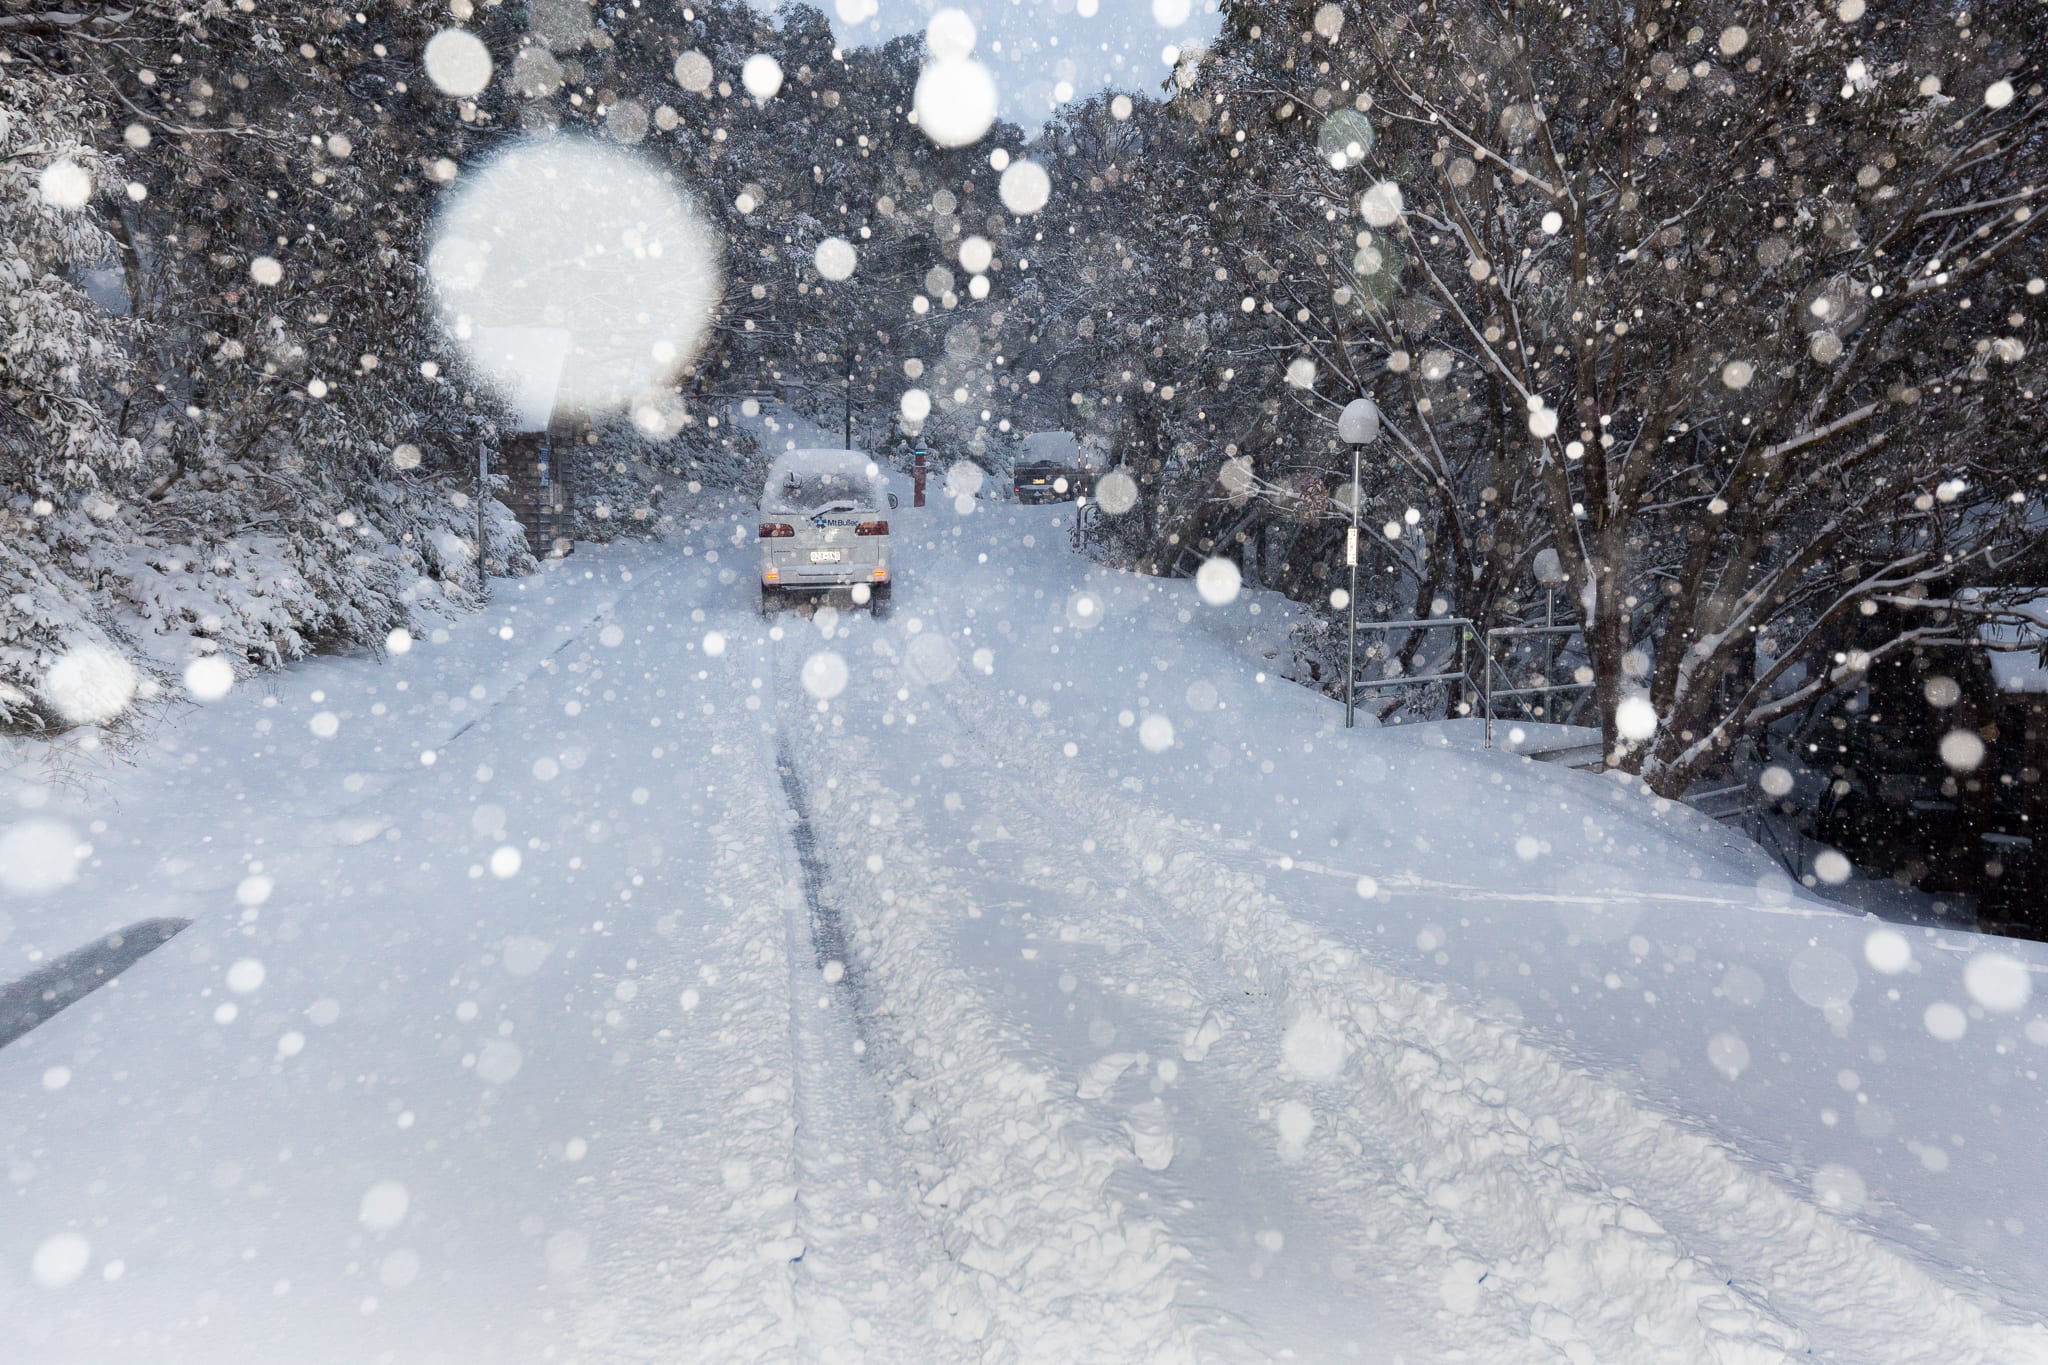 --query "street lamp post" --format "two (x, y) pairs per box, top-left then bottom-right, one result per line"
(1339, 397), (1382, 729)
